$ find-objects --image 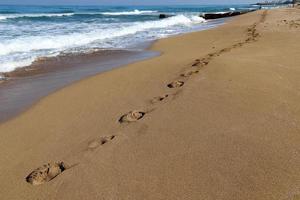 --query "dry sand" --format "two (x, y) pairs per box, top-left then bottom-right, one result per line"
(0, 8), (300, 200)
